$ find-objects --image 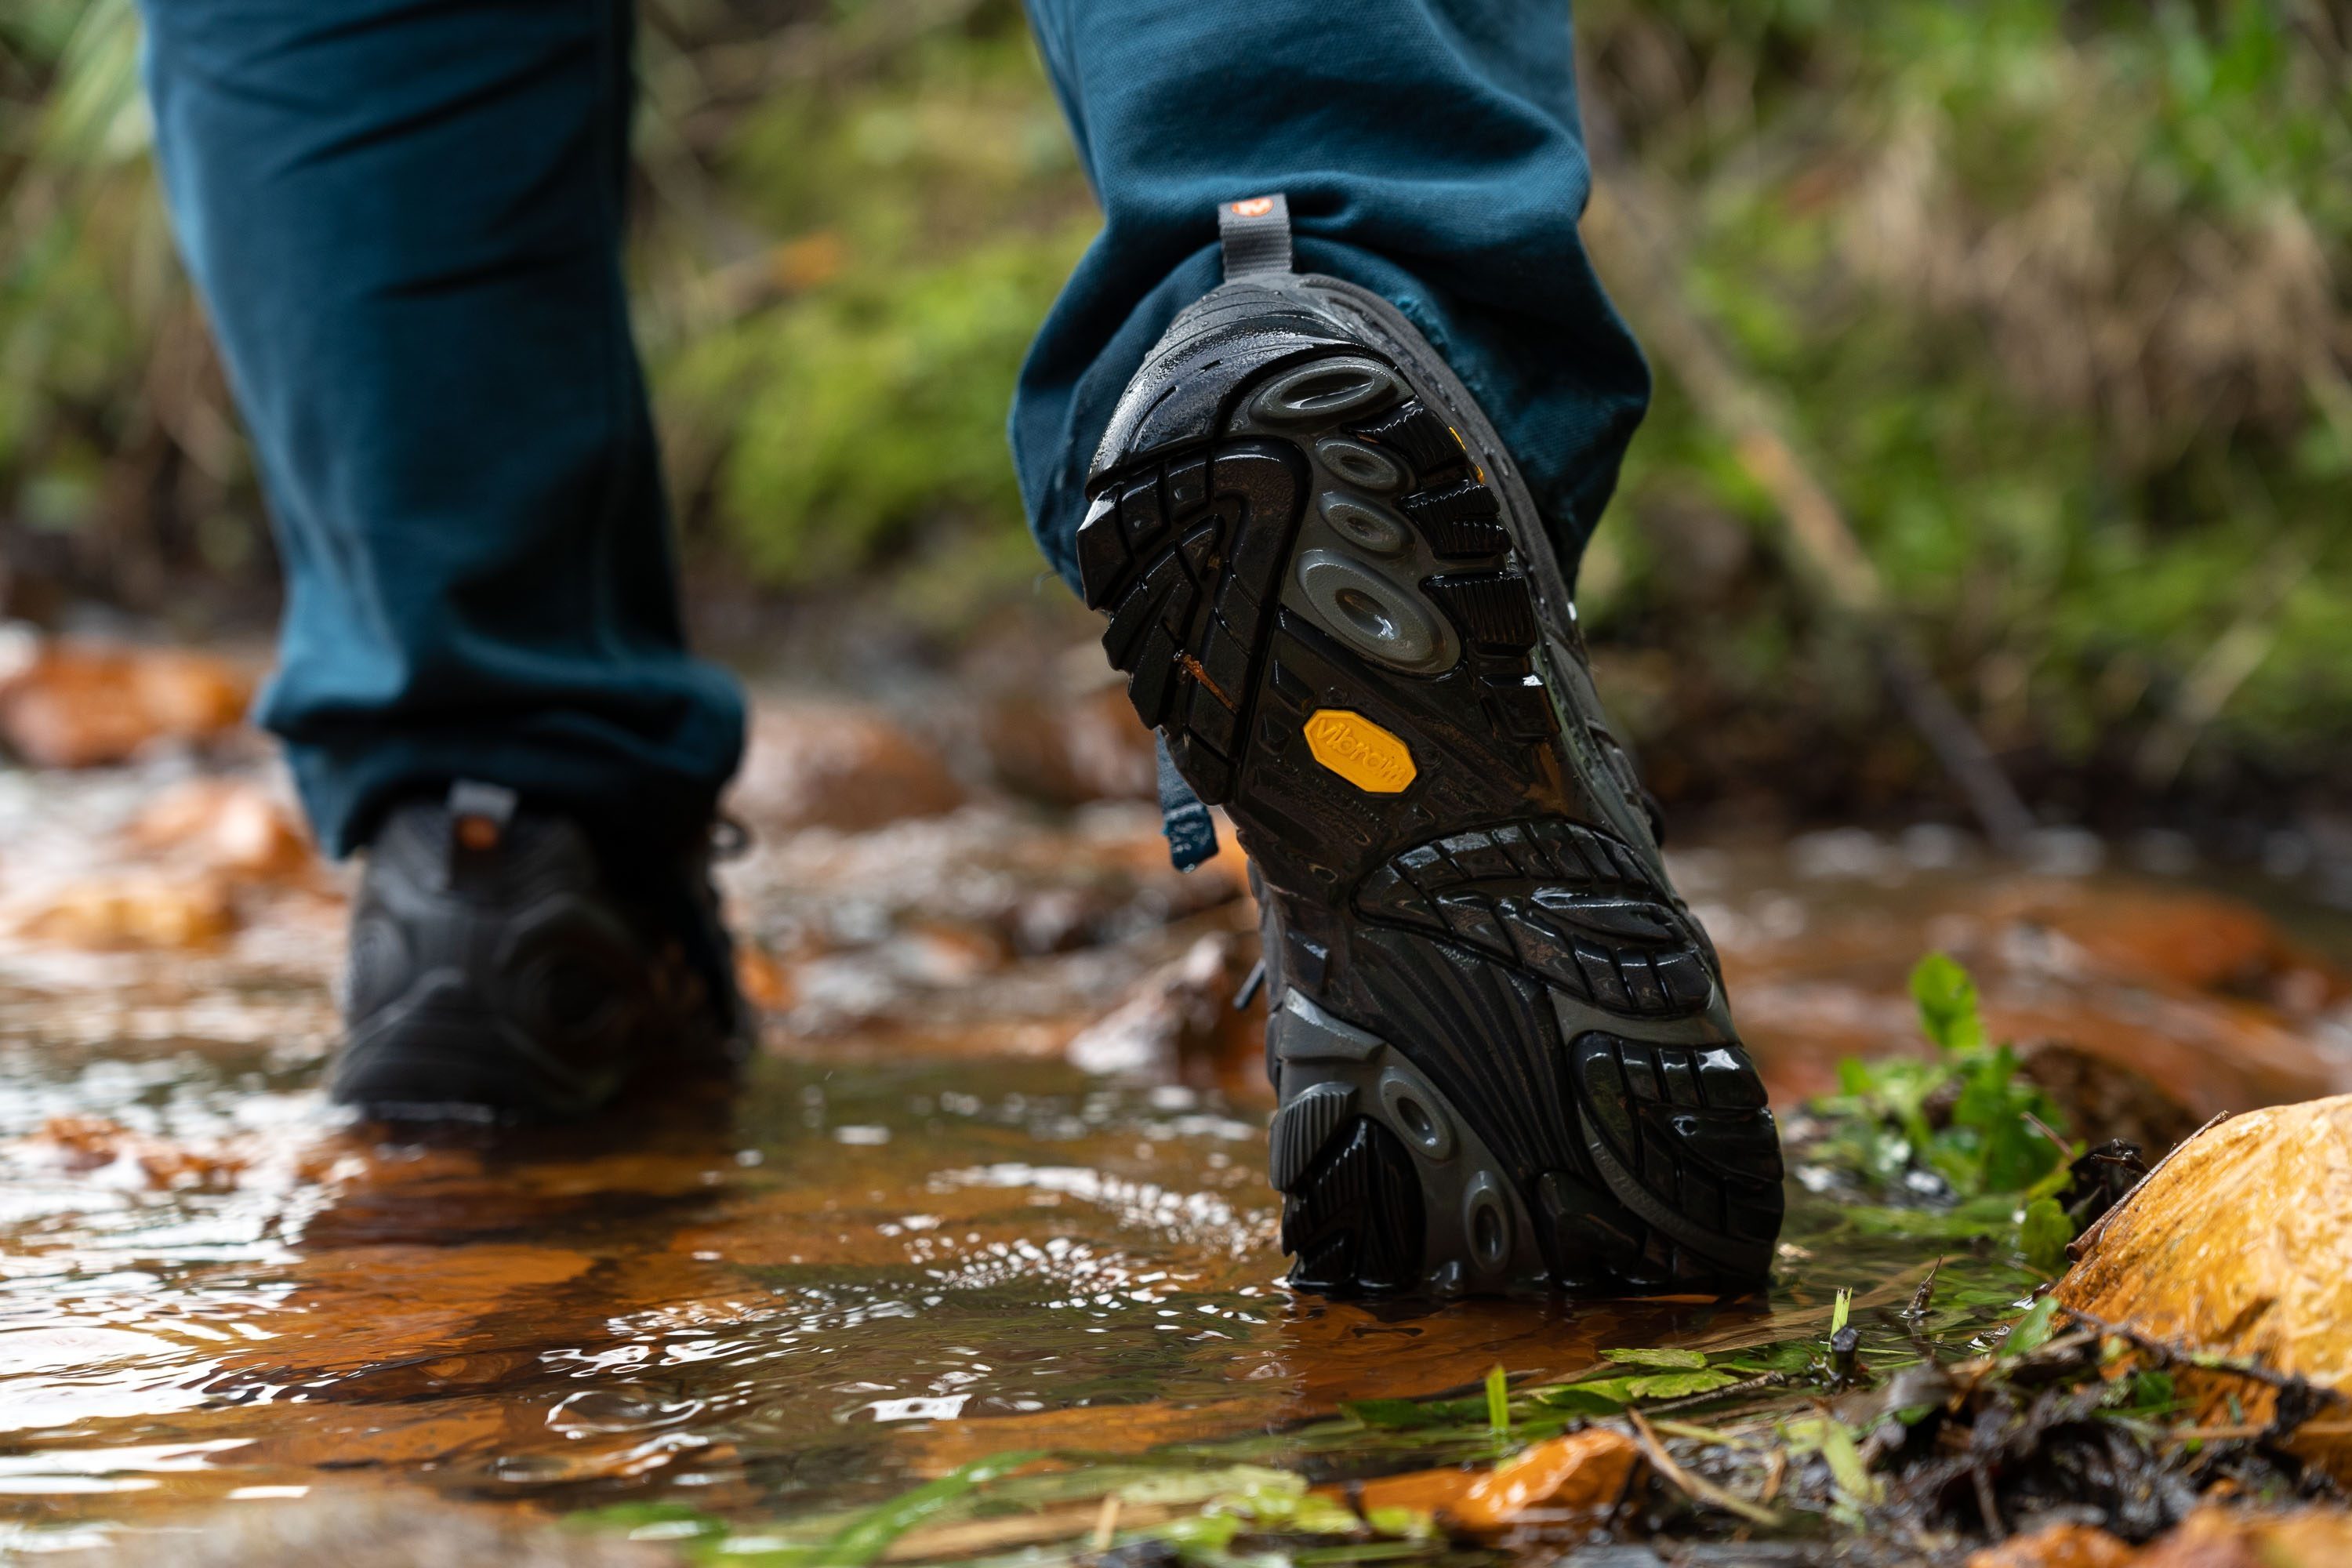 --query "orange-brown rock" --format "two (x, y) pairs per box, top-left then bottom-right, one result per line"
(2017, 1041), (2204, 1159)
(980, 681), (1158, 805)
(1965, 1519), (2135, 1568)
(0, 640), (253, 768)
(19, 872), (238, 949)
(1356, 1428), (1639, 1530)
(1064, 929), (1265, 1098)
(128, 777), (316, 884)
(2056, 1097), (2352, 1478)
(735, 942), (797, 1014)
(2132, 1505), (2352, 1567)
(728, 700), (965, 833)
(1989, 882), (2349, 1013)
(30, 1113), (253, 1190)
